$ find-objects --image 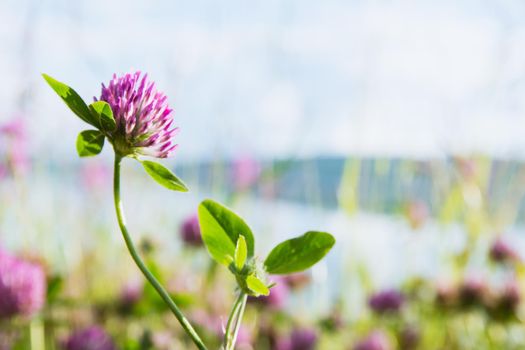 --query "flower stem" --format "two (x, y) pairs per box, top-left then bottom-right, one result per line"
(230, 294), (248, 350)
(223, 292), (248, 350)
(113, 154), (207, 350)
